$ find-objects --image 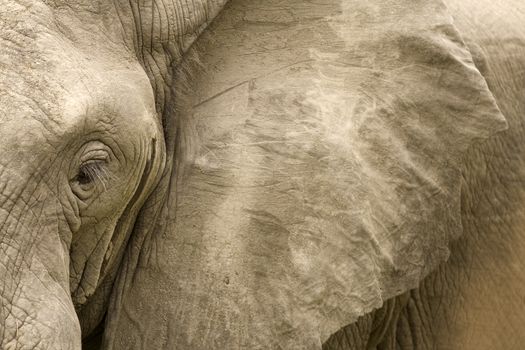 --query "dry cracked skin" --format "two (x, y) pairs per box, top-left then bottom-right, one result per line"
(1, 0), (524, 349)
